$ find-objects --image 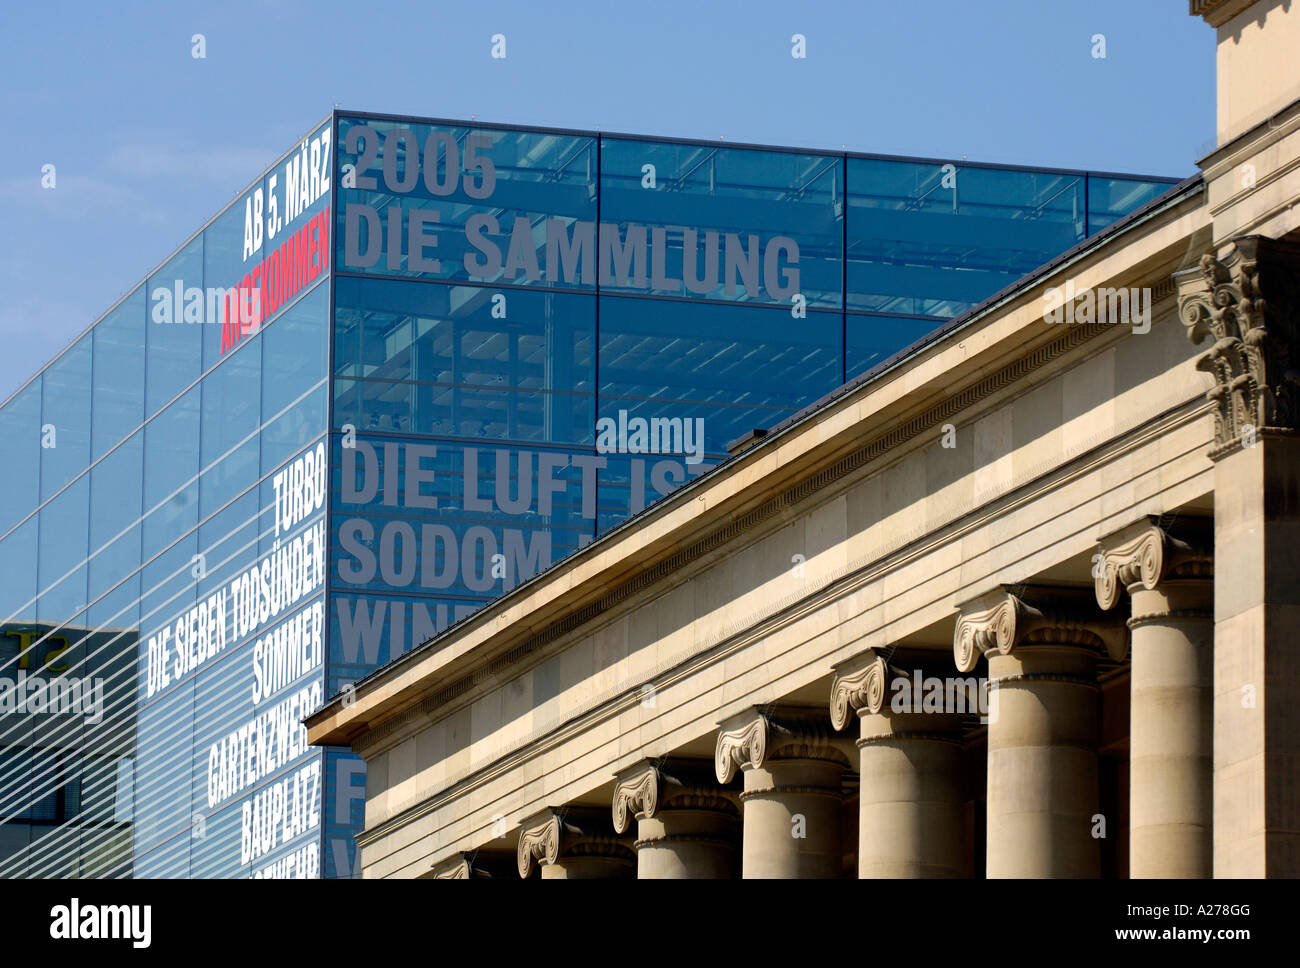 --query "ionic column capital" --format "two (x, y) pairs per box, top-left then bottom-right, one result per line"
(516, 806), (633, 877)
(714, 707), (851, 783)
(612, 759), (735, 833)
(829, 649), (905, 729)
(612, 766), (659, 834)
(1094, 518), (1213, 610)
(430, 852), (474, 879)
(953, 586), (1128, 673)
(431, 847), (501, 878)
(516, 811), (561, 877)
